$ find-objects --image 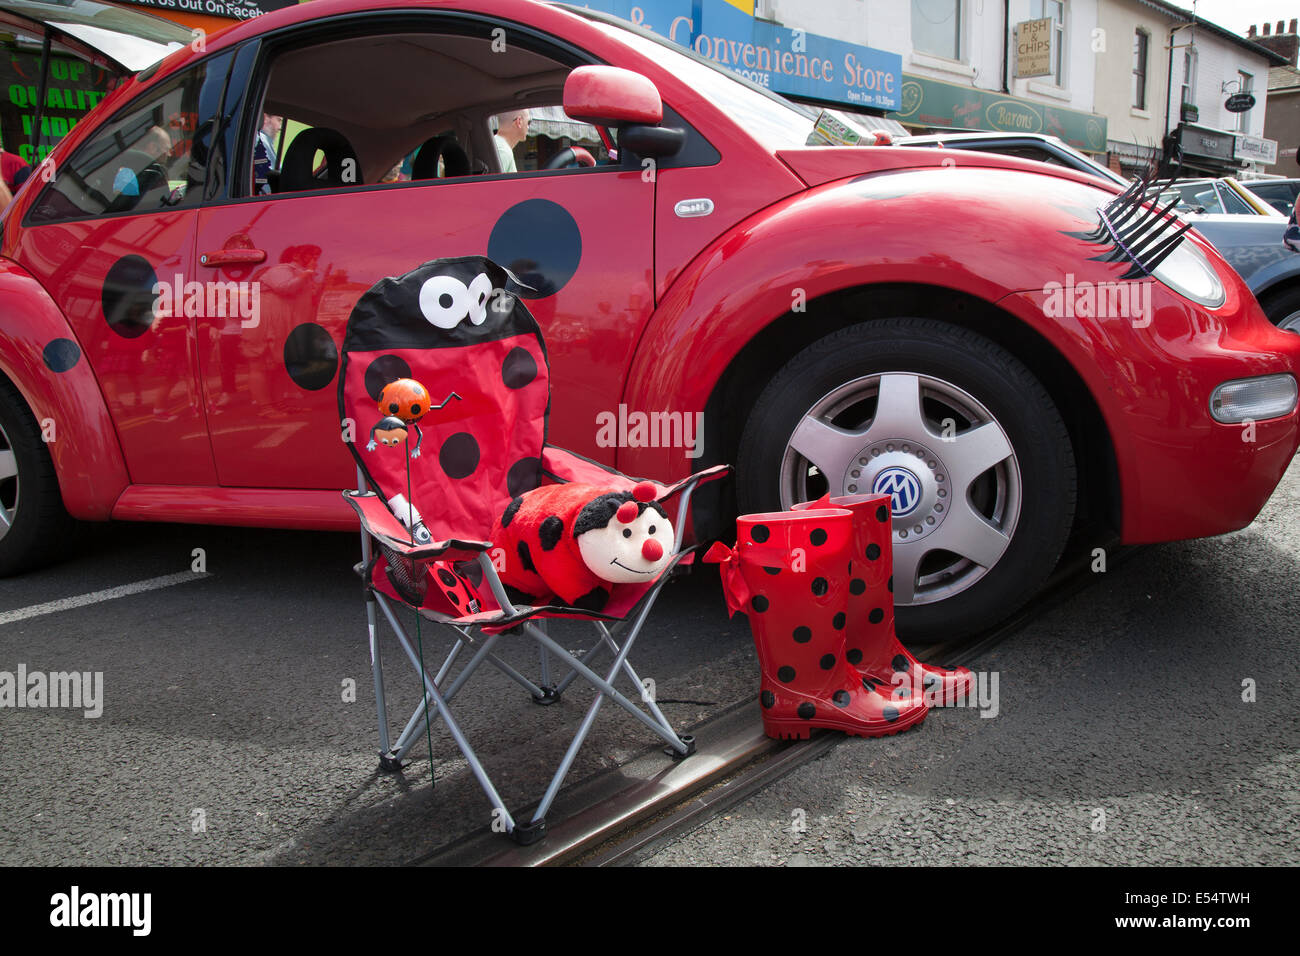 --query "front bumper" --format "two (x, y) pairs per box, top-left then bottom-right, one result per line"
(1003, 282), (1300, 544)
